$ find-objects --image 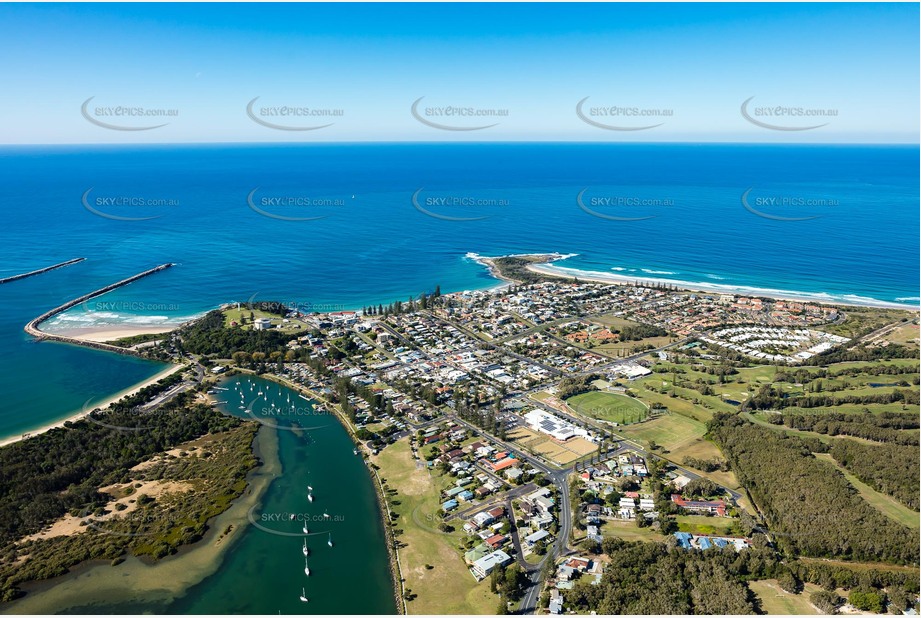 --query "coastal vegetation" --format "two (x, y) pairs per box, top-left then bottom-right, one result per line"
(107, 332), (170, 348)
(0, 385), (258, 602)
(826, 440), (920, 510)
(563, 537), (767, 614)
(179, 310), (296, 358)
(555, 374), (603, 399)
(772, 411), (919, 445)
(707, 413), (919, 566)
(488, 256), (557, 285)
